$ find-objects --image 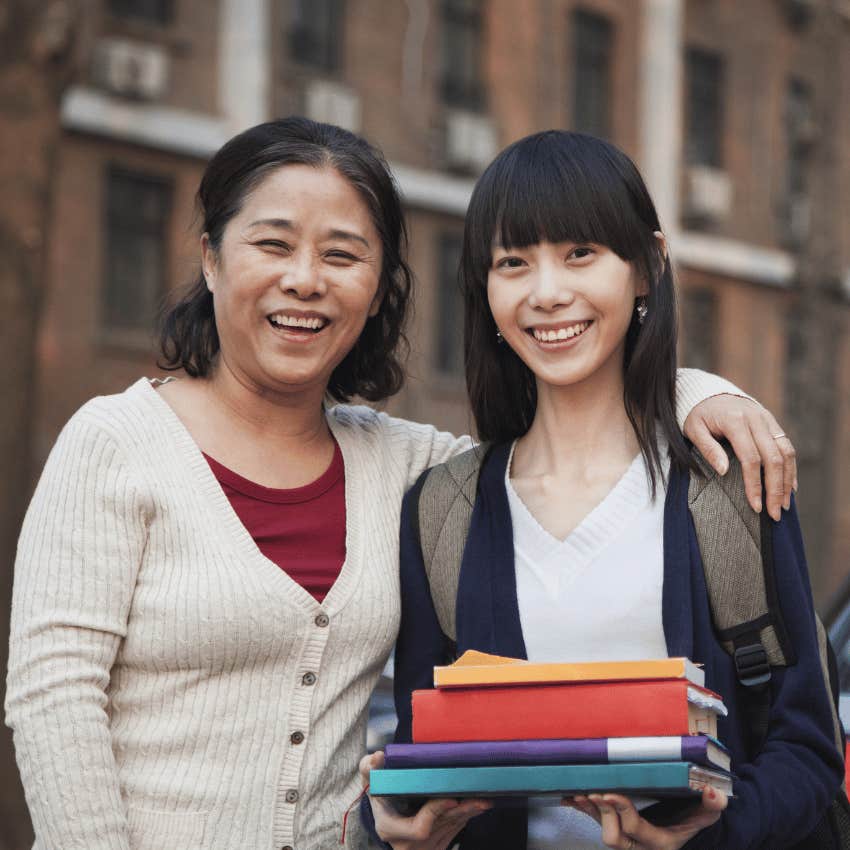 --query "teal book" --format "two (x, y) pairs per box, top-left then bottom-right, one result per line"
(369, 761), (733, 799)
